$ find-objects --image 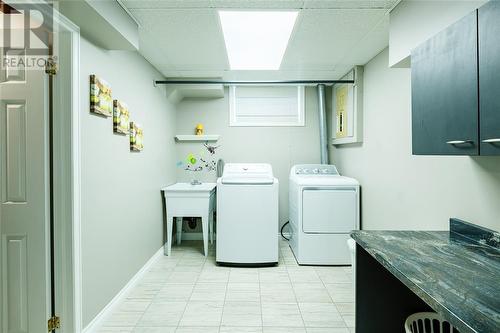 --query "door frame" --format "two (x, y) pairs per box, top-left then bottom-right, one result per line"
(47, 6), (82, 333)
(4, 2), (82, 331)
